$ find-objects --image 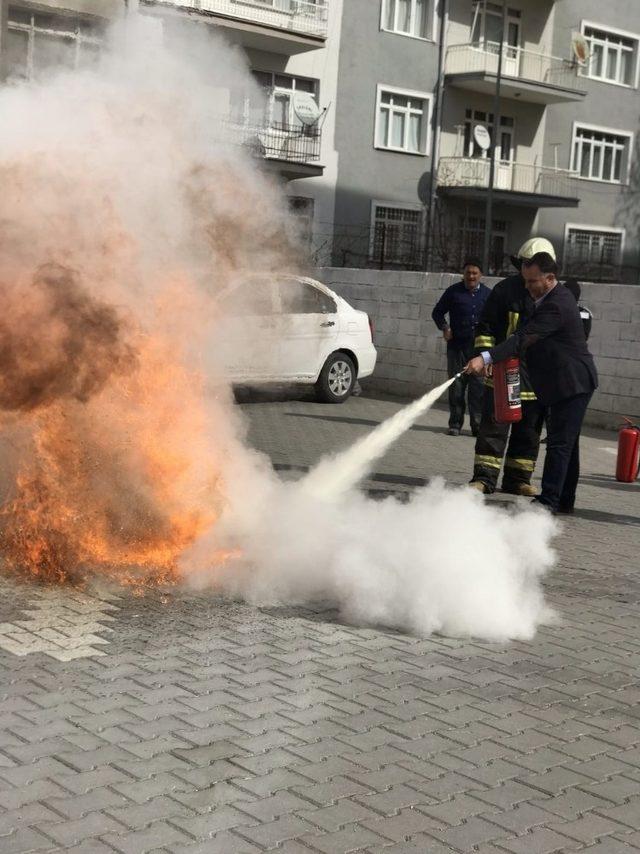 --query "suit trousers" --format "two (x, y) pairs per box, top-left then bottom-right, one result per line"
(446, 345), (484, 432)
(539, 391), (593, 512)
